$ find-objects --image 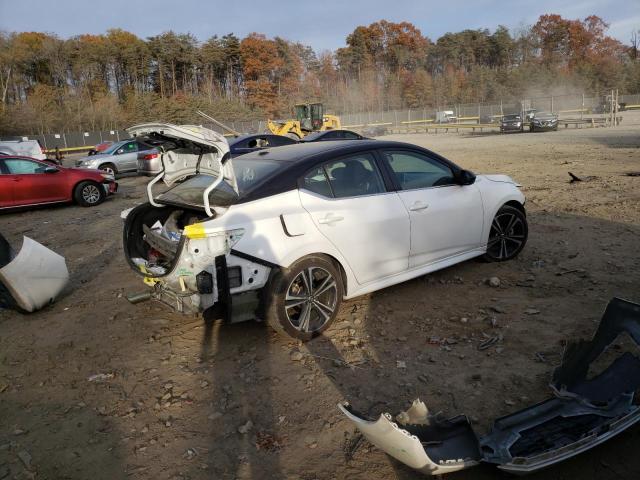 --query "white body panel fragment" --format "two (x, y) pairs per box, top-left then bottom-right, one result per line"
(338, 403), (479, 475)
(0, 237), (69, 312)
